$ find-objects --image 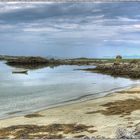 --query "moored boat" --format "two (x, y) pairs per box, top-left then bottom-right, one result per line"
(12, 69), (28, 74)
